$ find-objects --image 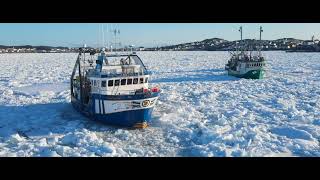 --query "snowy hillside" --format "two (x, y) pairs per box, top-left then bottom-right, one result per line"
(0, 51), (319, 157)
